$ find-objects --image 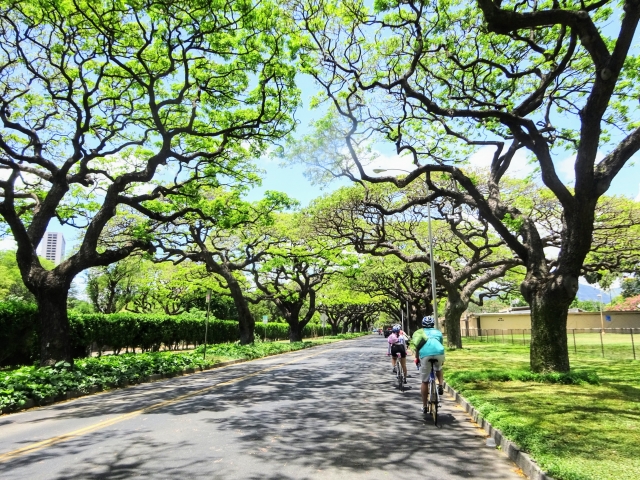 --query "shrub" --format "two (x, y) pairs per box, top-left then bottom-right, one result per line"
(0, 300), (334, 365)
(0, 301), (38, 365)
(0, 304), (241, 365)
(447, 369), (600, 386)
(70, 312), (241, 354)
